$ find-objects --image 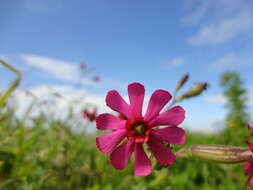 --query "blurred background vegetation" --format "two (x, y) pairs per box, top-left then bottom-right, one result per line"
(0, 61), (251, 190)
